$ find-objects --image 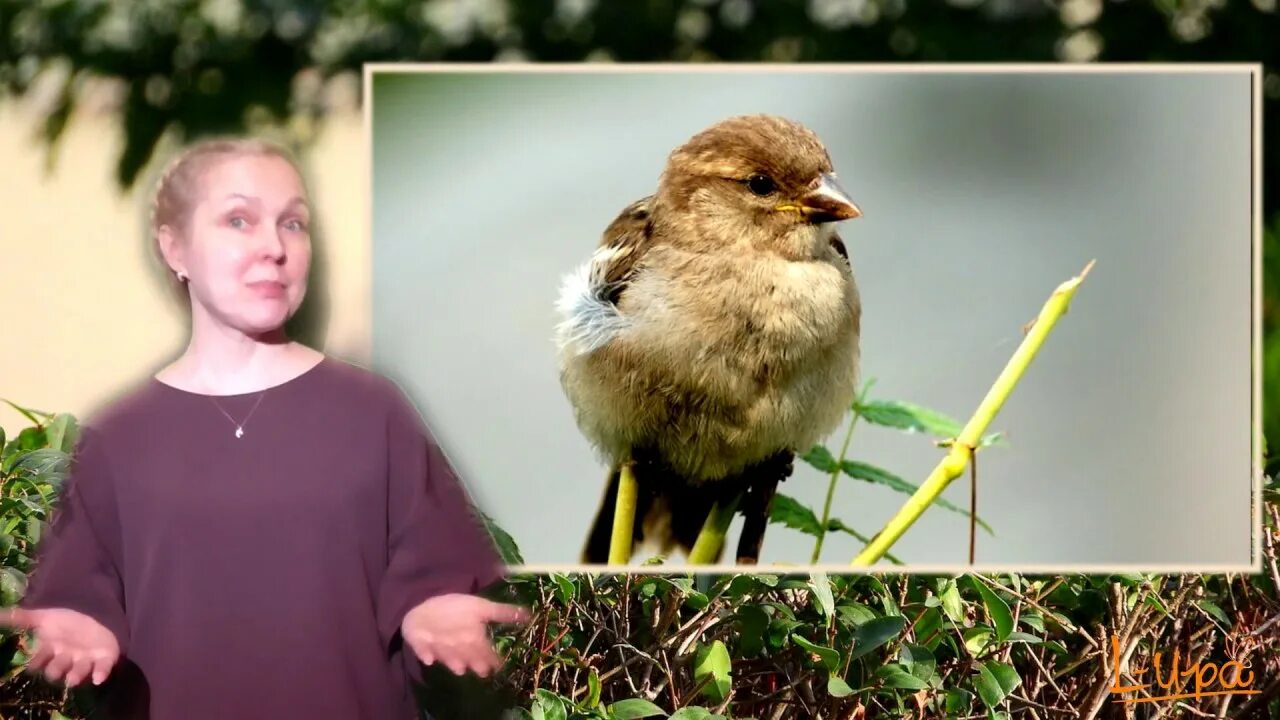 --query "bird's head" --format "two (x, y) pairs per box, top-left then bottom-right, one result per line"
(655, 114), (860, 261)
